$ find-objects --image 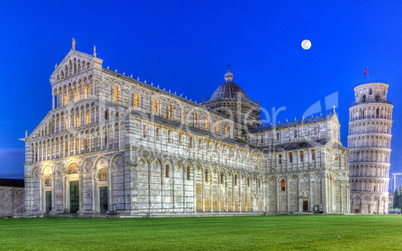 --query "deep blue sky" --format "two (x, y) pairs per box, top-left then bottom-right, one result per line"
(1, 0), (402, 182)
